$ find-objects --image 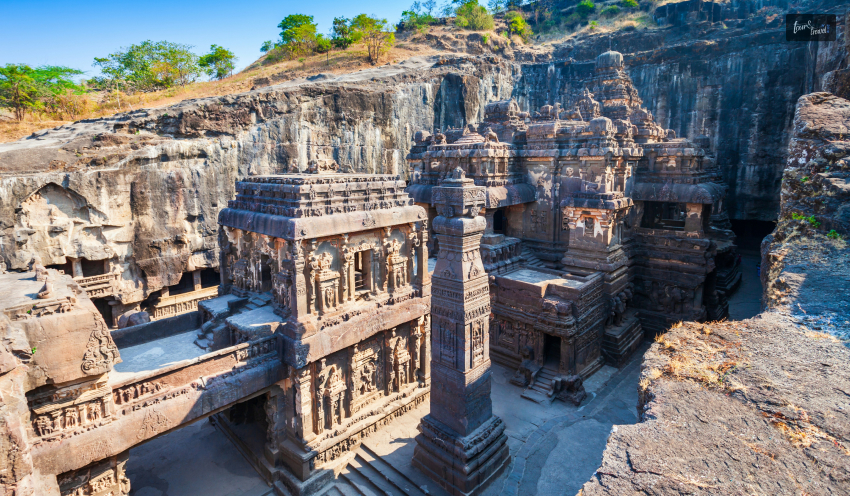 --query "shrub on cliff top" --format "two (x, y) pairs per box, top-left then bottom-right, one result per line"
(0, 64), (85, 120)
(454, 0), (495, 31)
(576, 0), (596, 18)
(92, 41), (200, 92)
(351, 14), (395, 65)
(505, 11), (533, 41)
